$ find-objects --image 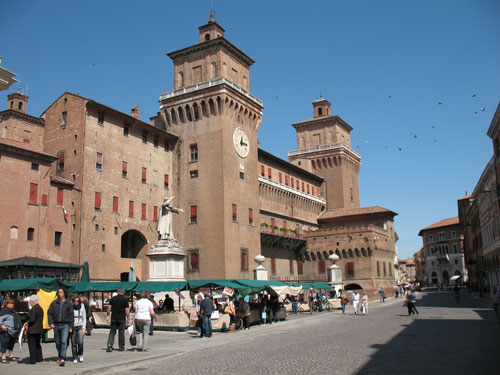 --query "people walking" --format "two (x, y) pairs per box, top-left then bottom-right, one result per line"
(134, 291), (157, 351)
(71, 297), (86, 363)
(308, 288), (315, 314)
(238, 298), (251, 330)
(290, 294), (298, 315)
(351, 291), (360, 315)
(148, 295), (159, 336)
(26, 295), (44, 364)
(491, 286), (500, 324)
(47, 288), (74, 366)
(361, 294), (368, 315)
(80, 296), (92, 336)
(194, 291), (204, 337)
(394, 285), (399, 298)
(379, 287), (385, 303)
(0, 298), (22, 364)
(200, 294), (213, 338)
(406, 290), (419, 316)
(106, 287), (130, 352)
(340, 294), (348, 314)
(453, 285), (460, 303)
